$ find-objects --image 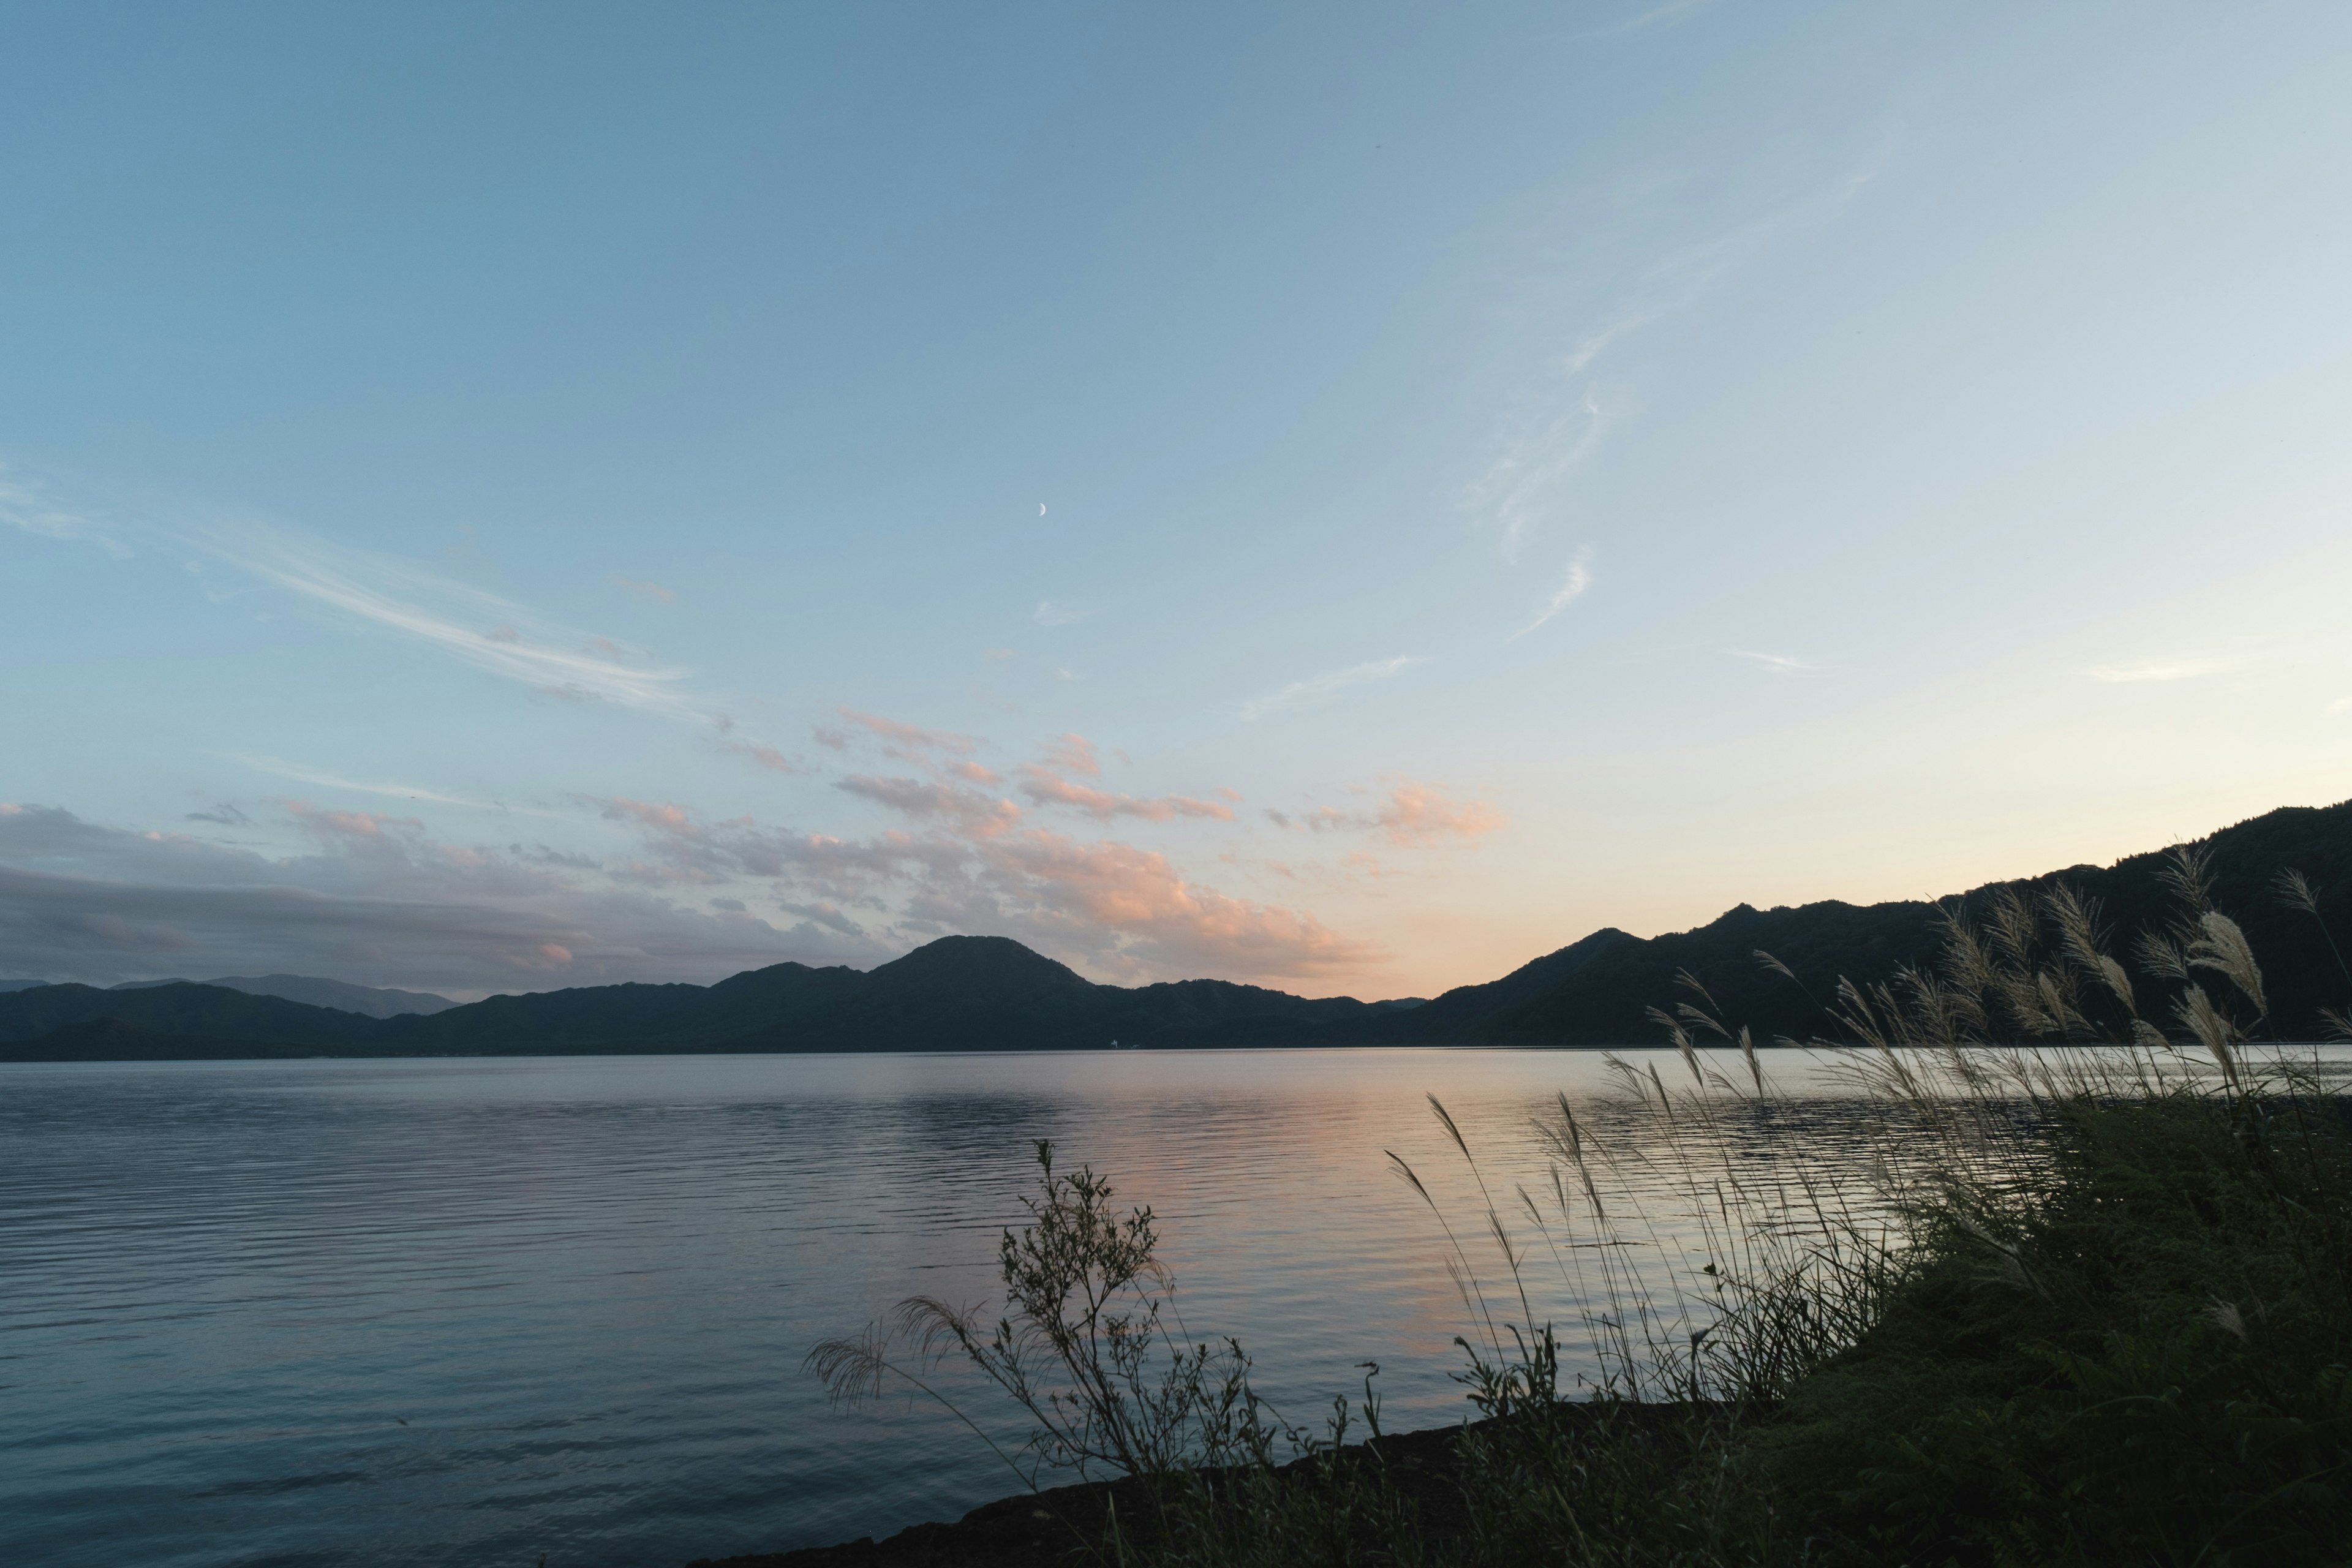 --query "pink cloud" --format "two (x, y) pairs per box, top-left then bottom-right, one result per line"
(586, 783), (1370, 984)
(609, 576), (678, 605)
(1376, 782), (1506, 845)
(603, 797), (700, 838)
(282, 801), (424, 841)
(1014, 764), (1236, 823)
(836, 774), (1022, 839)
(837, 707), (980, 755)
(722, 741), (804, 774)
(981, 829), (1379, 979)
(1040, 733), (1100, 777)
(947, 759), (1002, 785)
(1270, 782), (1506, 845)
